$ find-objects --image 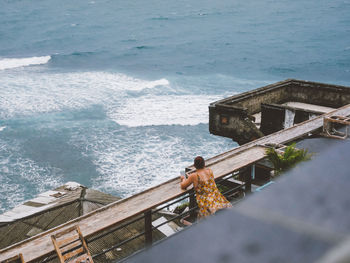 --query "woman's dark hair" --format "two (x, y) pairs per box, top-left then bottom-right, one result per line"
(194, 156), (205, 169)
